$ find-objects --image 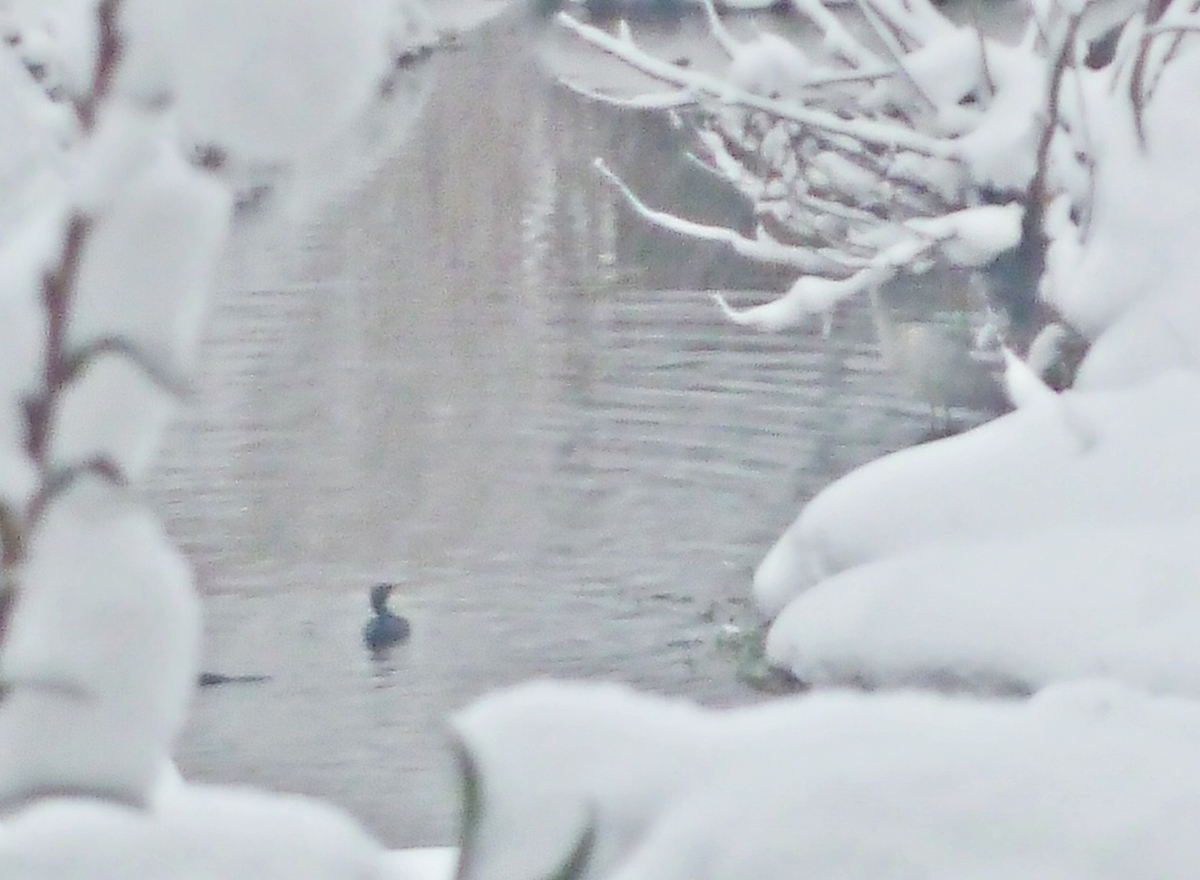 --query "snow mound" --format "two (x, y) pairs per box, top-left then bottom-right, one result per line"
(754, 370), (1200, 617)
(767, 517), (1200, 696)
(454, 679), (1200, 880)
